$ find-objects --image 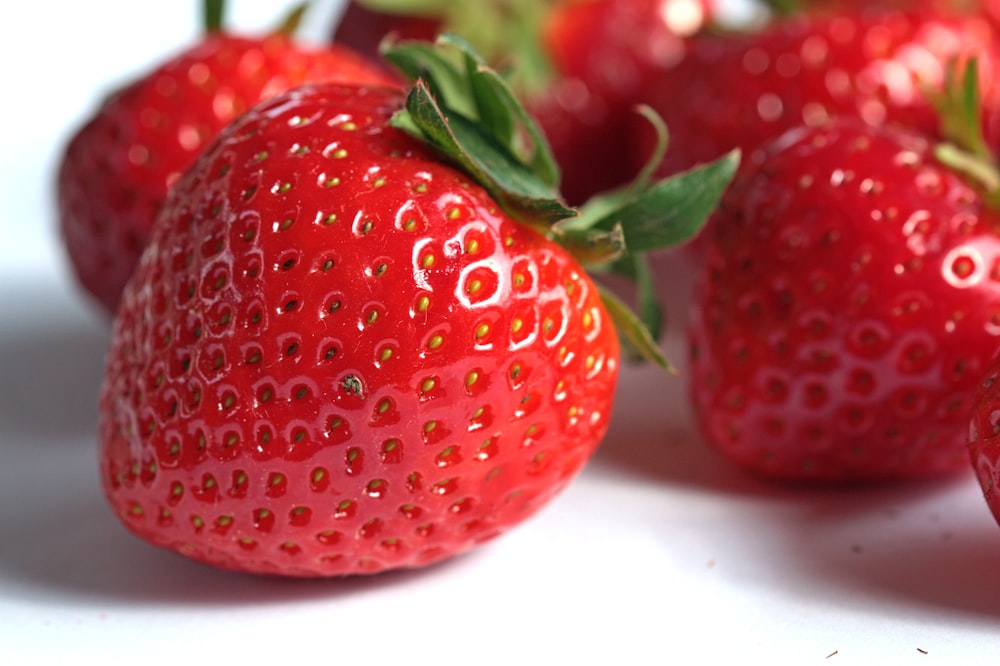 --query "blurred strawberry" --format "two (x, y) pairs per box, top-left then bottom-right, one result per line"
(635, 5), (1000, 179)
(58, 1), (397, 314)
